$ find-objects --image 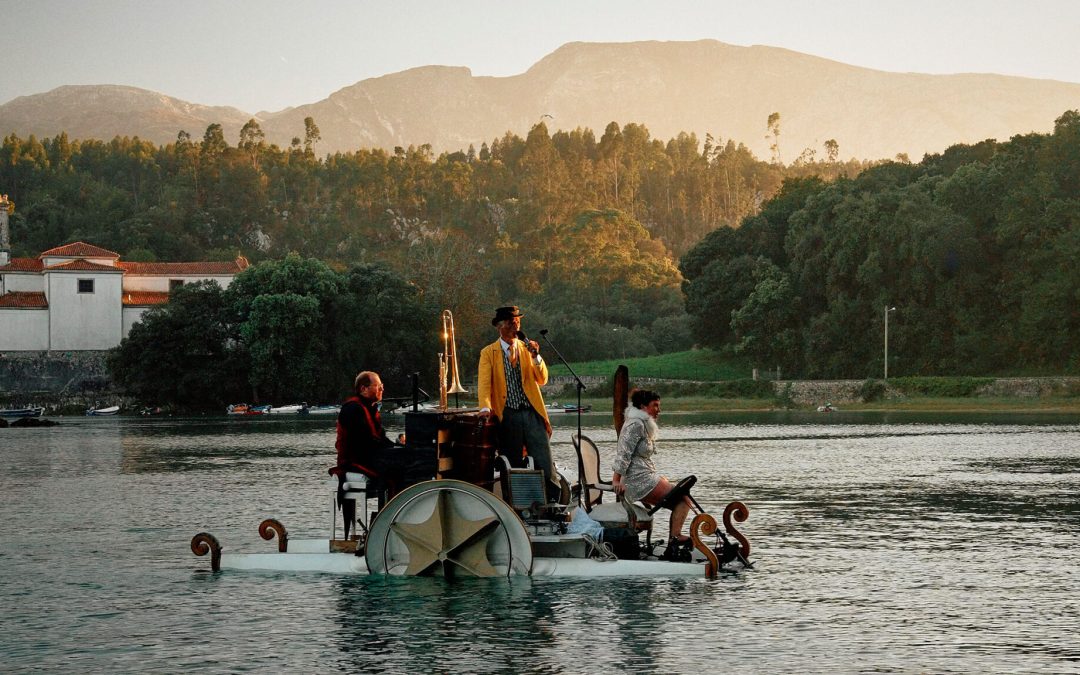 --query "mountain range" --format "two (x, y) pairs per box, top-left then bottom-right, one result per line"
(3, 40), (1079, 161)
